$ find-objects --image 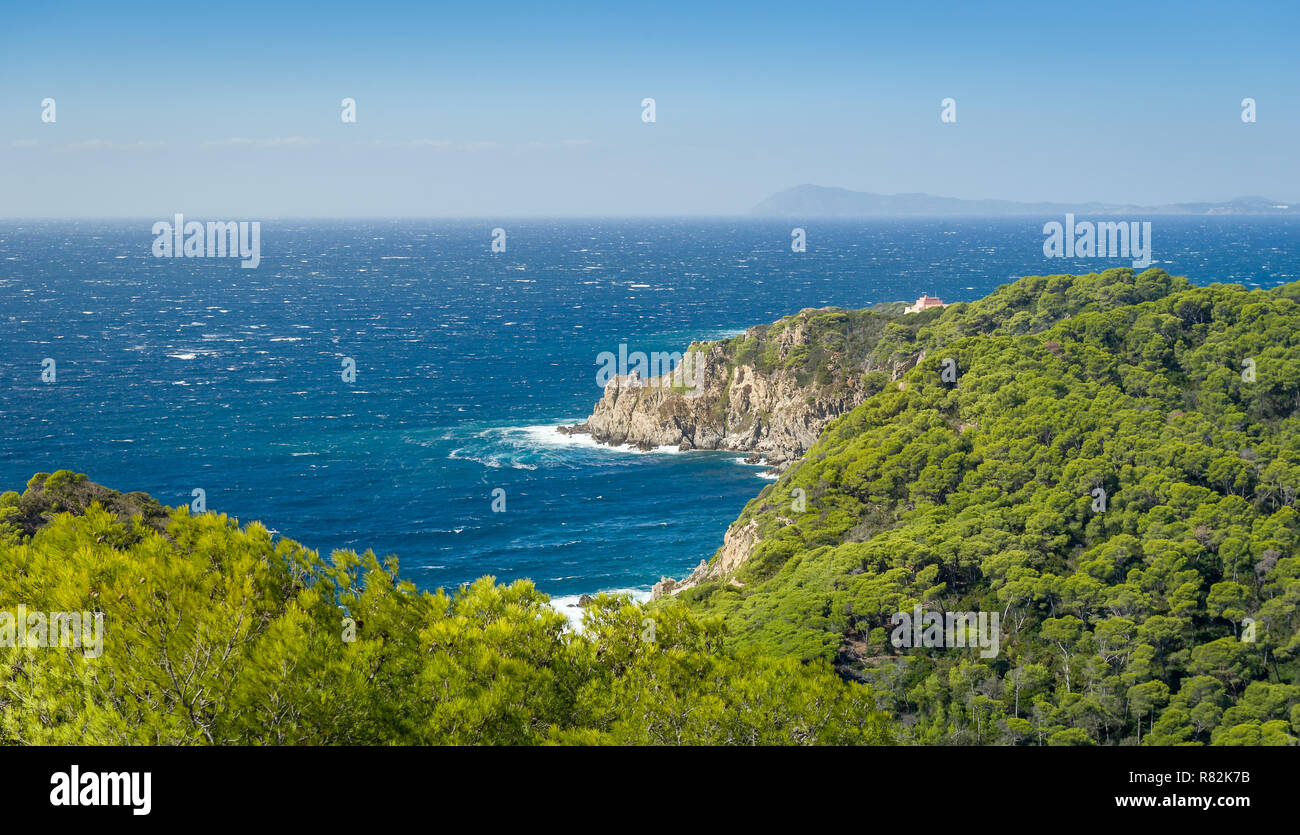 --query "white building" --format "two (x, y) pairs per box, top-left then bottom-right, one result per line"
(905, 294), (946, 314)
